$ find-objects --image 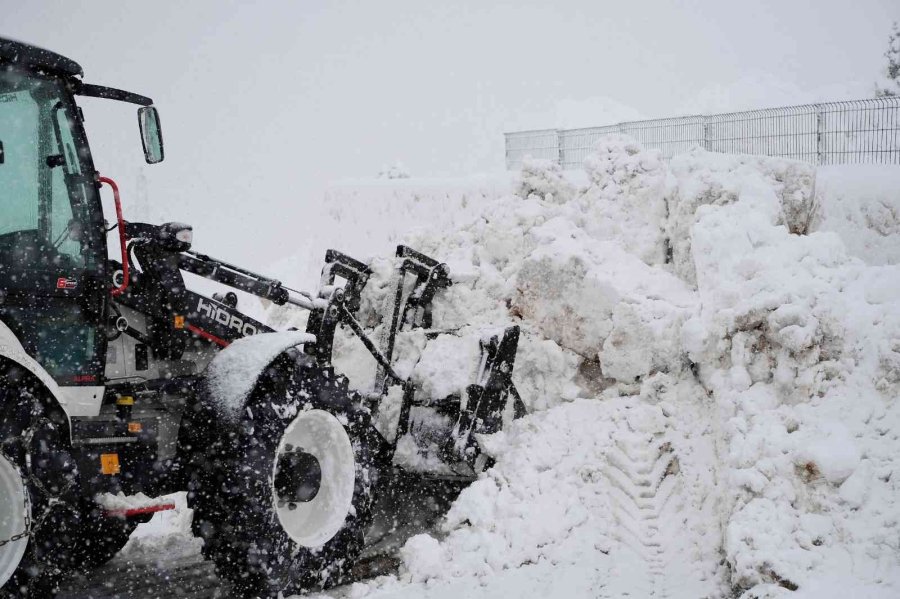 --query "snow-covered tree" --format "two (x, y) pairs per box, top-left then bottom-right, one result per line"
(875, 22), (899, 97)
